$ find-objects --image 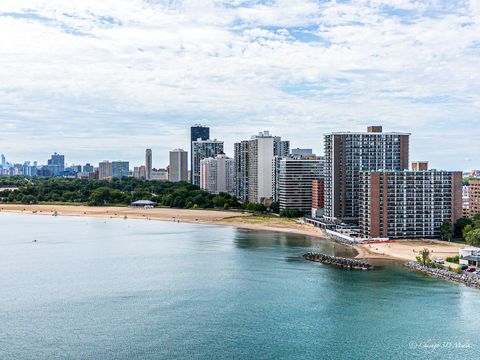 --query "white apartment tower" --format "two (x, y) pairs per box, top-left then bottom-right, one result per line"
(200, 153), (234, 195)
(234, 131), (289, 204)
